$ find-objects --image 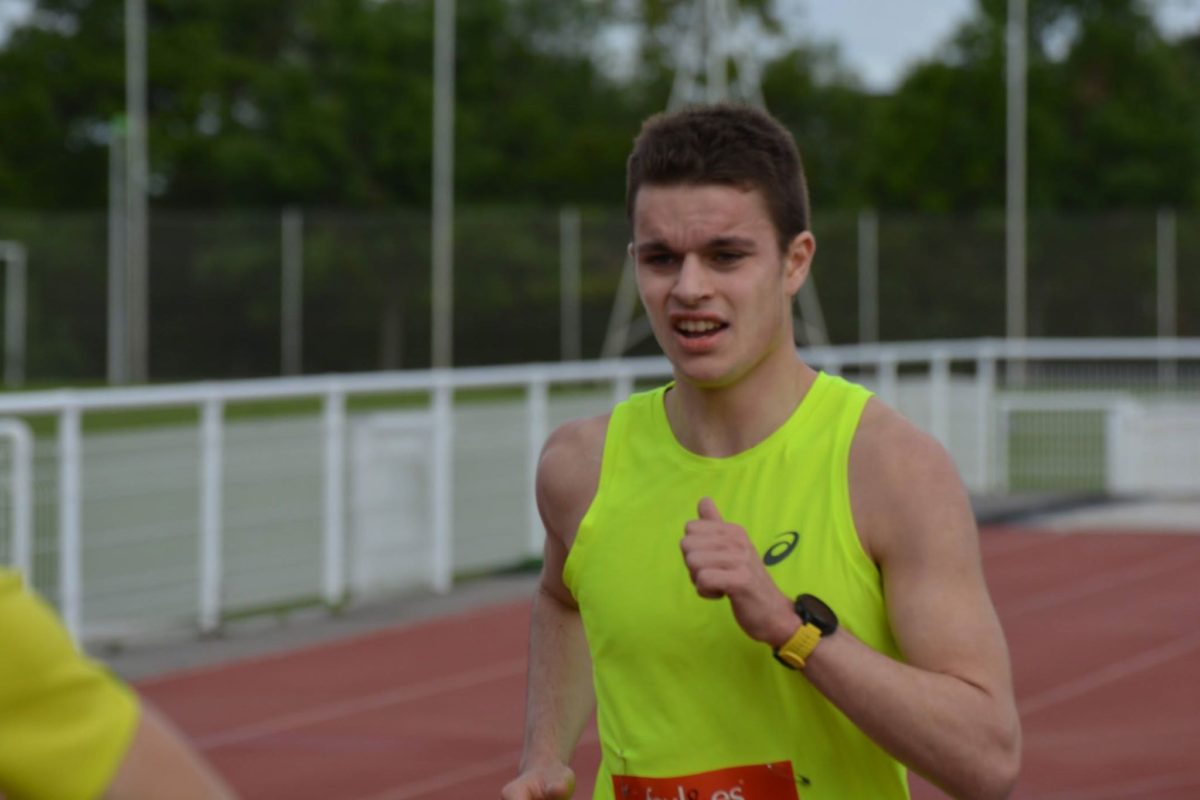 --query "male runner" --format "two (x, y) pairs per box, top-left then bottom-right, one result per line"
(502, 104), (1020, 799)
